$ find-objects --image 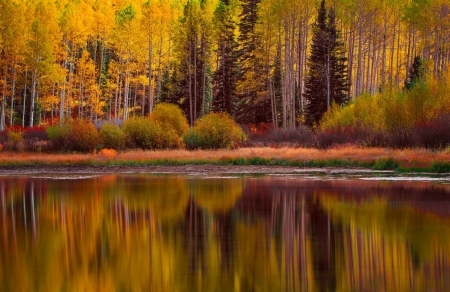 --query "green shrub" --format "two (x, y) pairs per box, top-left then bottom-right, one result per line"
(183, 112), (247, 149)
(123, 117), (158, 149)
(46, 124), (70, 150)
(149, 103), (189, 136)
(67, 119), (100, 152)
(100, 123), (126, 149)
